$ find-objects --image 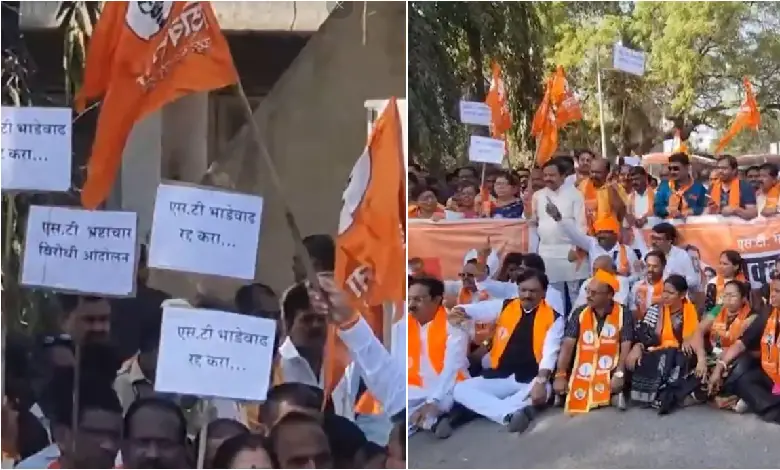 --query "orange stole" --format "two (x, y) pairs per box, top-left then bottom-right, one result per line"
(408, 204), (445, 219)
(709, 179), (741, 210)
(628, 187), (655, 218)
(489, 300), (556, 368)
(668, 180), (693, 215)
(614, 245), (629, 276)
(712, 274), (747, 305)
(578, 179), (608, 233)
(565, 303), (623, 414)
(761, 308), (779, 384)
(656, 301), (699, 350)
(763, 184), (780, 211)
(634, 279), (663, 320)
(711, 303), (751, 349)
(407, 306), (466, 387)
